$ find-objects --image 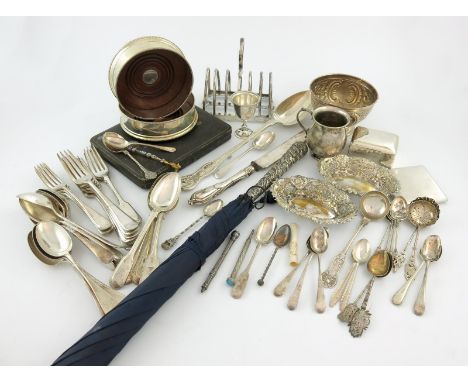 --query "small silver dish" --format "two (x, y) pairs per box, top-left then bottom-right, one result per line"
(271, 176), (357, 225)
(318, 154), (400, 196)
